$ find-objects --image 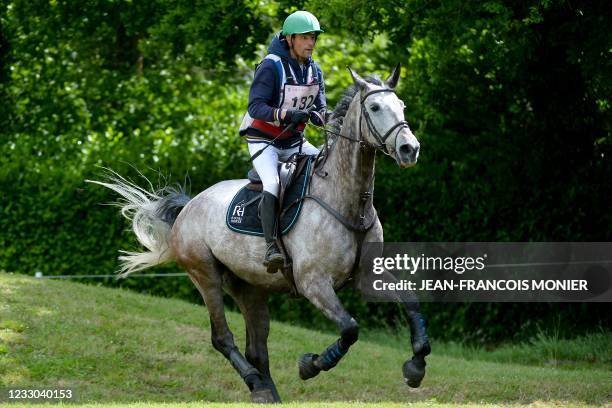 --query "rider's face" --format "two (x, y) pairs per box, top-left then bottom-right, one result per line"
(287, 33), (317, 63)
